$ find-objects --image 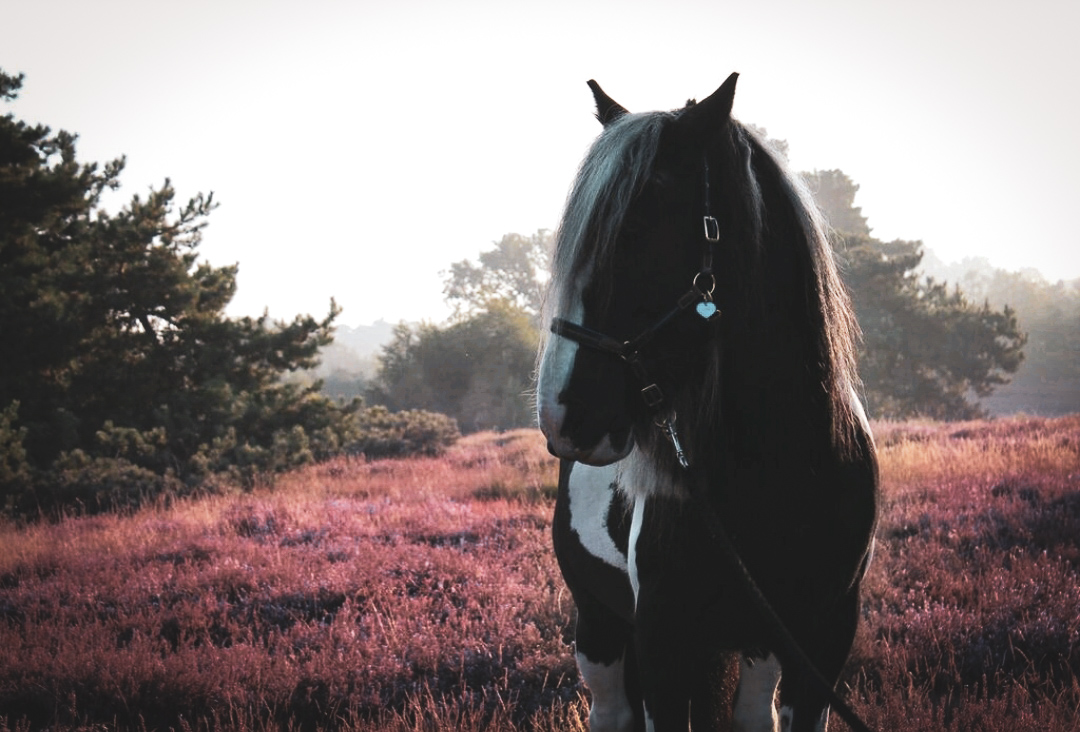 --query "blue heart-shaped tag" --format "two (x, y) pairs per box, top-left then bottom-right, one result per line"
(696, 300), (718, 320)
